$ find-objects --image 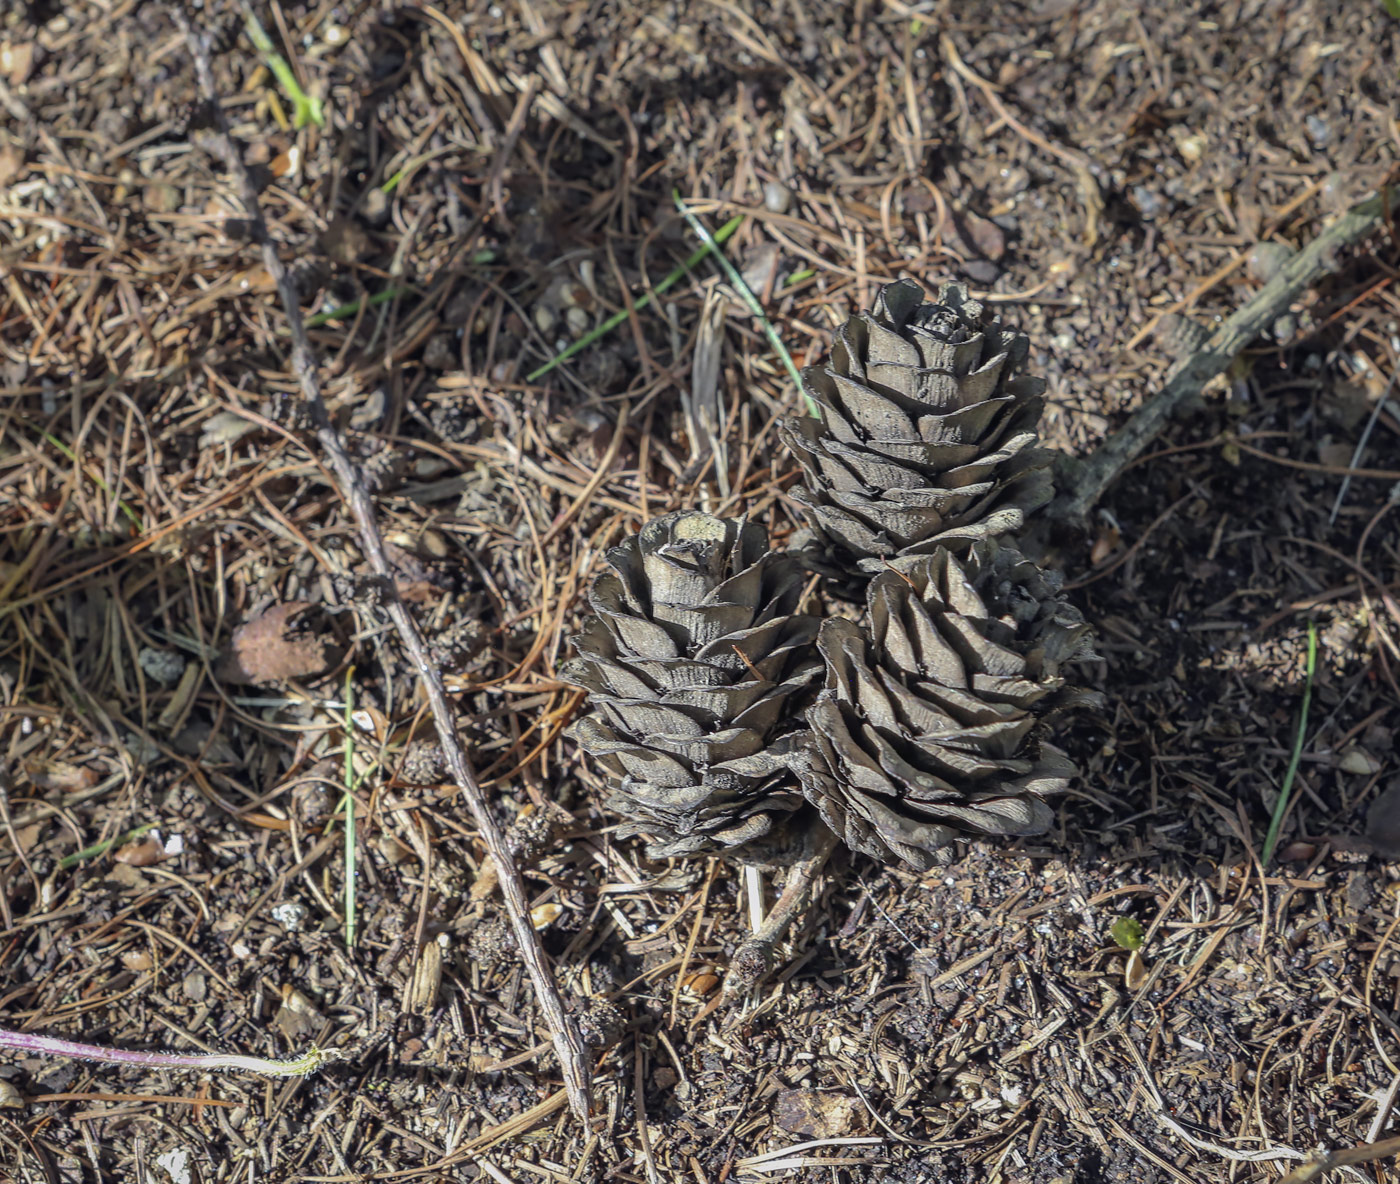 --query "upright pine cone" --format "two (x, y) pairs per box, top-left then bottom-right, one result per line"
(564, 511), (822, 862)
(781, 279), (1051, 578)
(790, 540), (1096, 871)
